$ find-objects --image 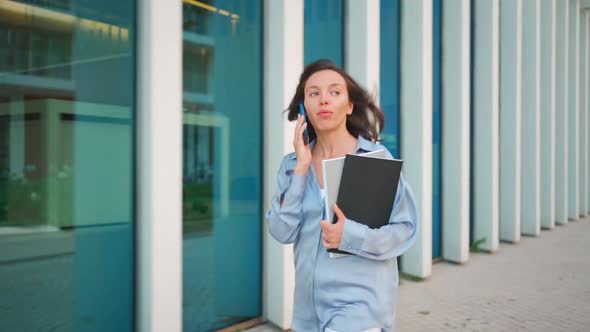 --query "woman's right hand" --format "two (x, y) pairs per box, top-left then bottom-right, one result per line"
(293, 113), (312, 174)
